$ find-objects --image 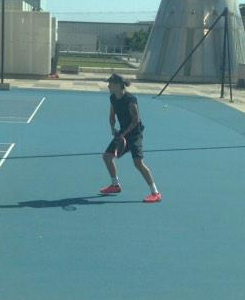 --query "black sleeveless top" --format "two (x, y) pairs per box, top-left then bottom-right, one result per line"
(110, 92), (144, 135)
